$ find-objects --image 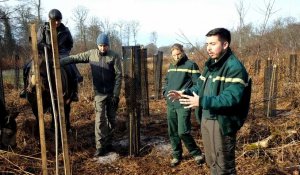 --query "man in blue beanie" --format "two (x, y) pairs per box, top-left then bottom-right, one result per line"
(60, 33), (122, 157)
(97, 33), (109, 46)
